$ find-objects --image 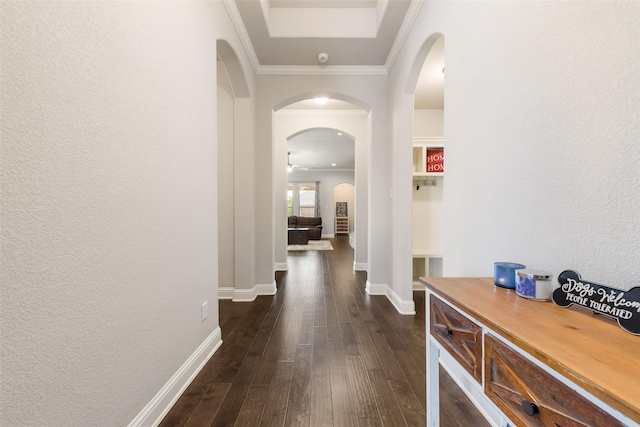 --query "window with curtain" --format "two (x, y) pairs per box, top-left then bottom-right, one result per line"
(298, 183), (316, 217)
(288, 182), (320, 217)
